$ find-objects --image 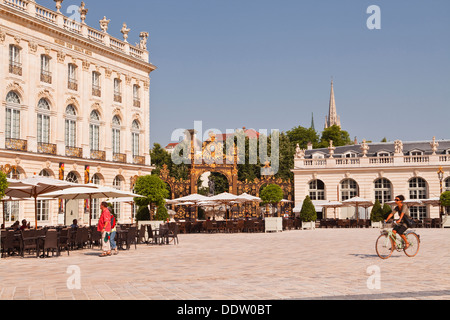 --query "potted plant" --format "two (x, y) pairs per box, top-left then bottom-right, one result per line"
(370, 200), (384, 228)
(300, 196), (317, 230)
